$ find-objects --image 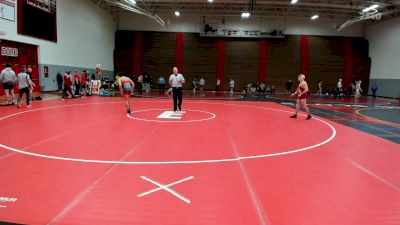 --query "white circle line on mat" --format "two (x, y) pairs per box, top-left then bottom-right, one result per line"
(0, 101), (336, 165)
